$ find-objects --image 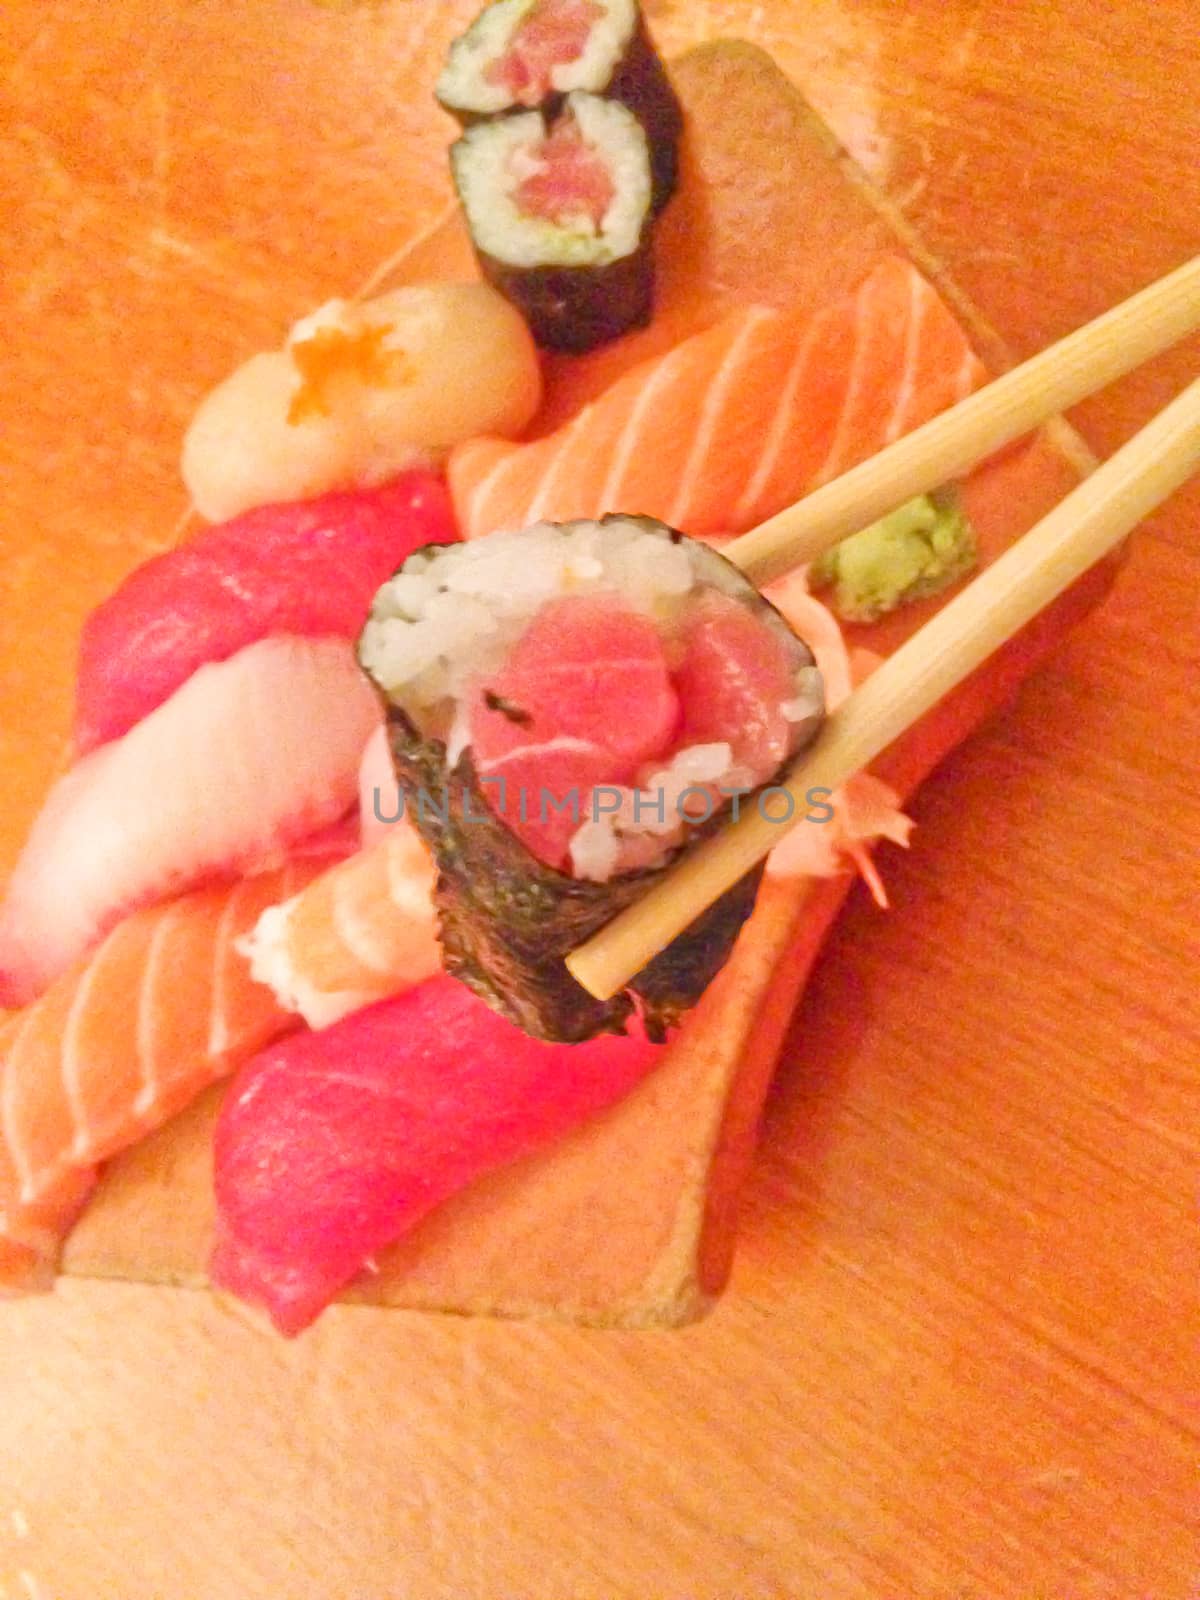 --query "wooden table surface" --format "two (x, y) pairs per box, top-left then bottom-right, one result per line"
(2, 2), (1197, 1595)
